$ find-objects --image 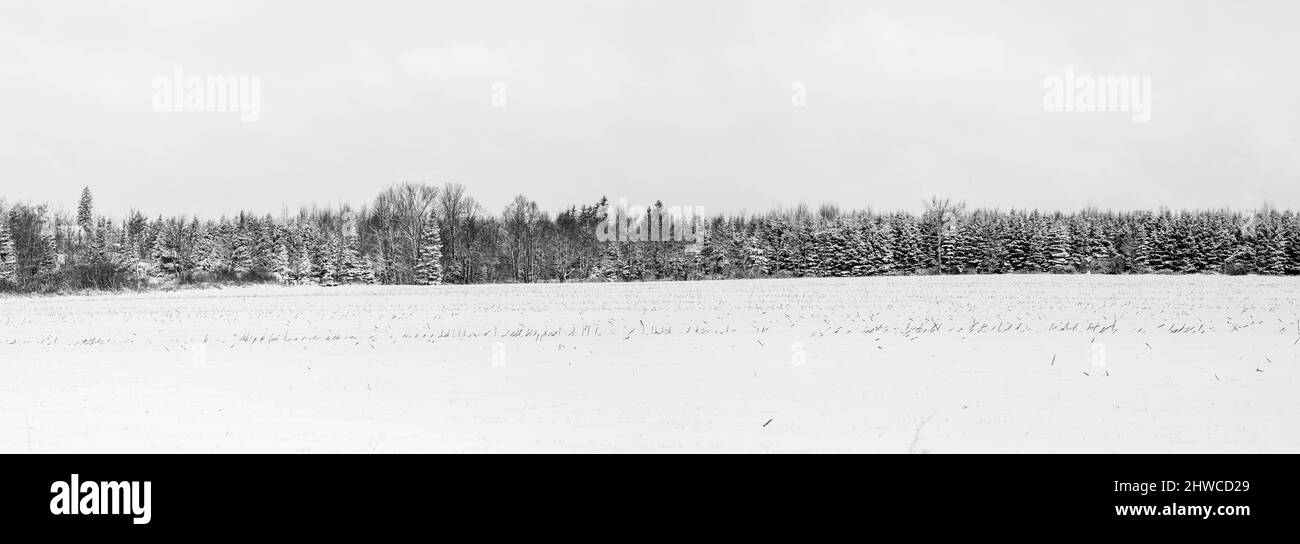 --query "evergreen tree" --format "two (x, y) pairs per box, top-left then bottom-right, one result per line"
(1171, 214), (1196, 273)
(320, 235), (342, 286)
(703, 223), (732, 277)
(591, 242), (620, 281)
(890, 215), (922, 274)
(231, 227), (253, 274)
(193, 224), (220, 272)
(295, 248), (315, 284)
(89, 219), (109, 264)
(414, 218), (445, 285)
(865, 219), (894, 275)
(808, 223), (847, 276)
(743, 234), (770, 276)
(296, 223), (321, 282)
(1047, 224), (1073, 272)
(253, 220), (278, 271)
(338, 235), (375, 284)
(1194, 216), (1218, 272)
(1132, 224), (1153, 273)
(0, 212), (17, 284)
(77, 186), (94, 233)
(1004, 215), (1030, 272)
(273, 243), (291, 281)
(938, 223), (957, 274)
(150, 223), (170, 277)
(802, 224), (829, 277)
(1285, 216), (1300, 275)
(1255, 219), (1288, 275)
(951, 222), (979, 273)
(838, 220), (870, 277)
(1025, 212), (1049, 272)
(1145, 214), (1166, 271)
(622, 241), (650, 280)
